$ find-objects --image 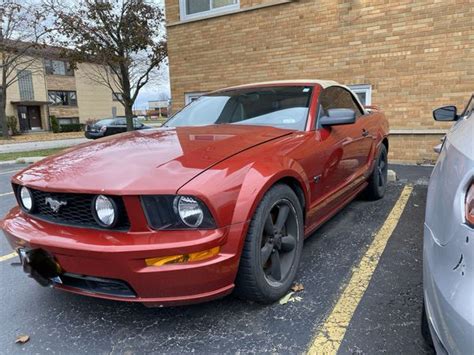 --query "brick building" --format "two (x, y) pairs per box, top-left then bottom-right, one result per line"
(165, 0), (473, 163)
(3, 45), (124, 132)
